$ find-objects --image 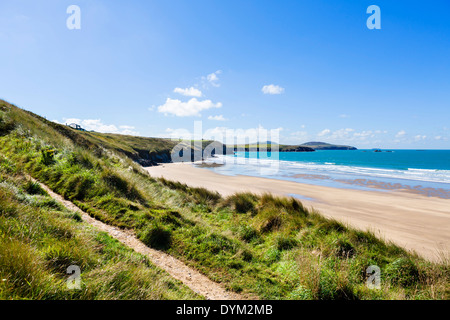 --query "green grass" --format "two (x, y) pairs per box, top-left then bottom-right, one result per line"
(0, 169), (201, 300)
(0, 99), (448, 300)
(139, 222), (173, 250)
